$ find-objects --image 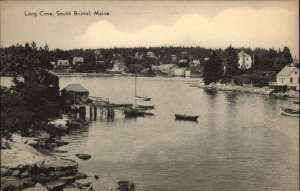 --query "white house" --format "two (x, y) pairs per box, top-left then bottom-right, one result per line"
(174, 68), (187, 76)
(57, 60), (69, 67)
(185, 69), (191, 78)
(152, 64), (179, 75)
(73, 57), (84, 65)
(238, 51), (252, 69)
(146, 51), (155, 58)
(135, 52), (144, 59)
(171, 55), (177, 61)
(270, 66), (299, 90)
(112, 61), (125, 72)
